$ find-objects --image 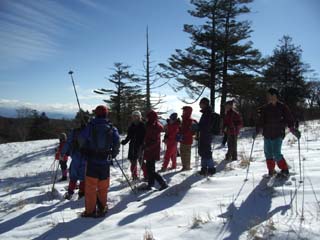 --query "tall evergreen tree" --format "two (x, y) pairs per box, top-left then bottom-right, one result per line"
(94, 63), (144, 133)
(264, 35), (309, 112)
(137, 27), (167, 113)
(160, 0), (262, 115)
